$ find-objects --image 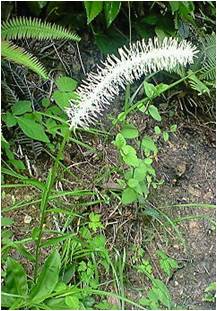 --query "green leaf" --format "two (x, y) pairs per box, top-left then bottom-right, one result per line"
(121, 145), (139, 167)
(17, 116), (50, 143)
(152, 279), (172, 308)
(113, 133), (126, 149)
(65, 295), (82, 309)
(169, 1), (180, 13)
(163, 131), (169, 142)
(170, 124), (177, 132)
(2, 257), (28, 307)
(141, 136), (158, 156)
(157, 250), (179, 277)
(84, 1), (103, 24)
(12, 100), (32, 115)
(104, 1), (121, 27)
(42, 98), (50, 108)
(134, 163), (147, 181)
(52, 90), (76, 110)
(127, 178), (139, 189)
(29, 250), (61, 304)
(95, 29), (126, 55)
(155, 83), (169, 94)
(55, 76), (77, 92)
(2, 112), (17, 127)
(89, 212), (104, 232)
(148, 105), (162, 121)
(120, 123), (139, 139)
(154, 126), (161, 135)
(144, 81), (158, 99)
(122, 187), (138, 205)
(1, 216), (14, 226)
